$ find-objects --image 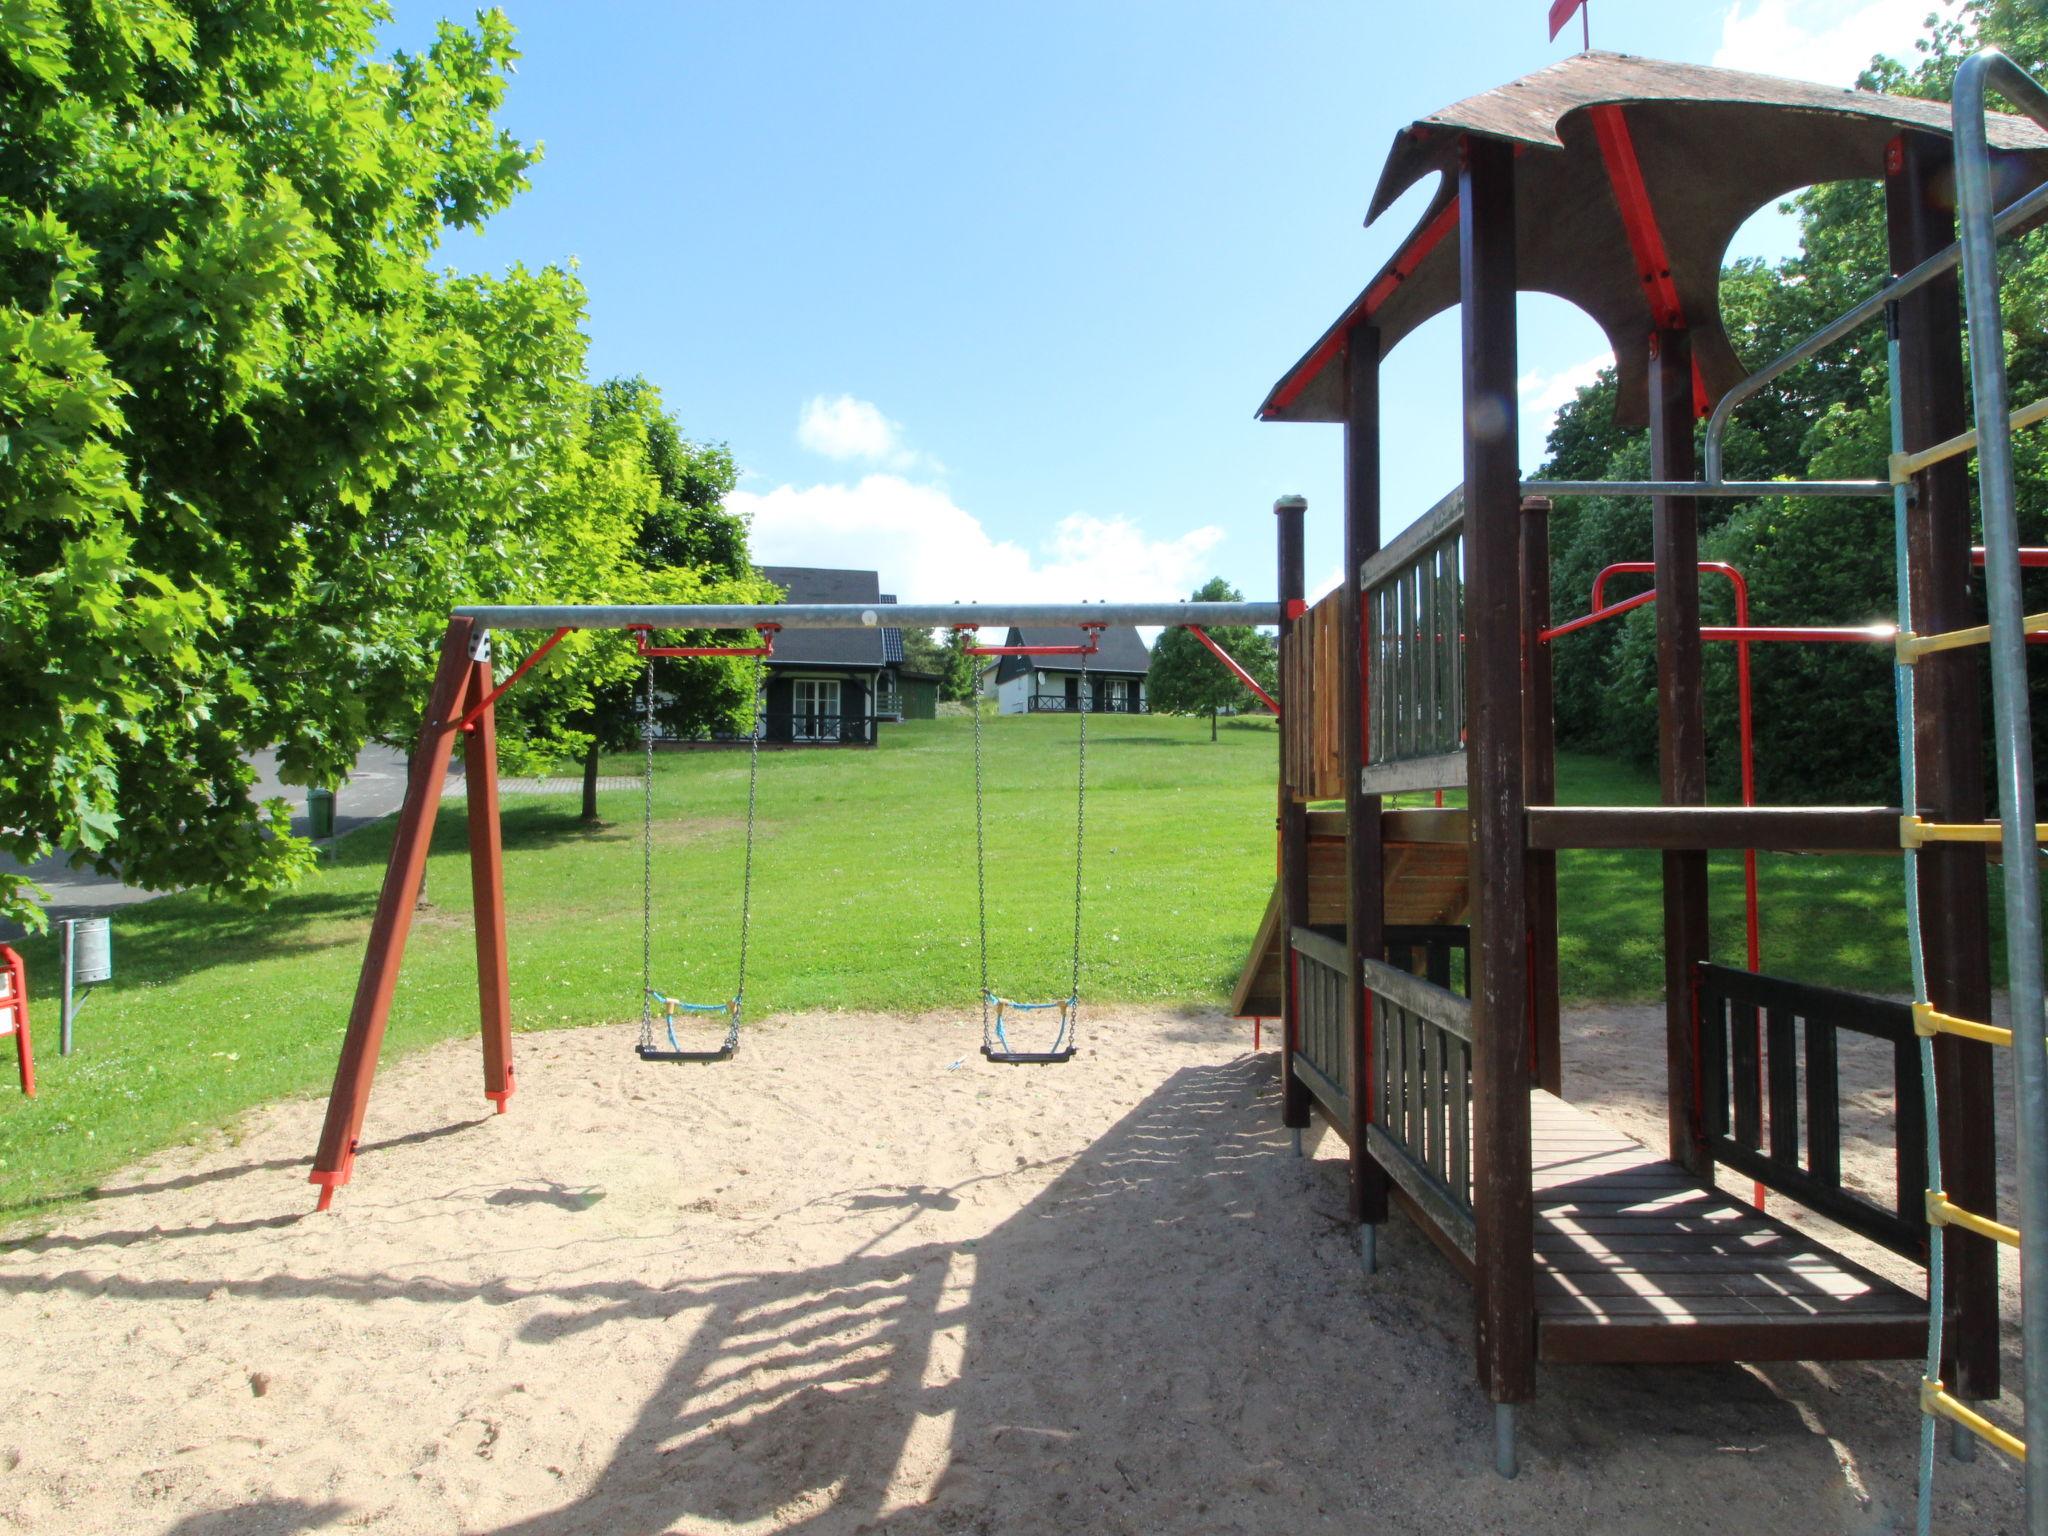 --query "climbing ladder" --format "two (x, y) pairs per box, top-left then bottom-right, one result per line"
(1894, 49), (2048, 1536)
